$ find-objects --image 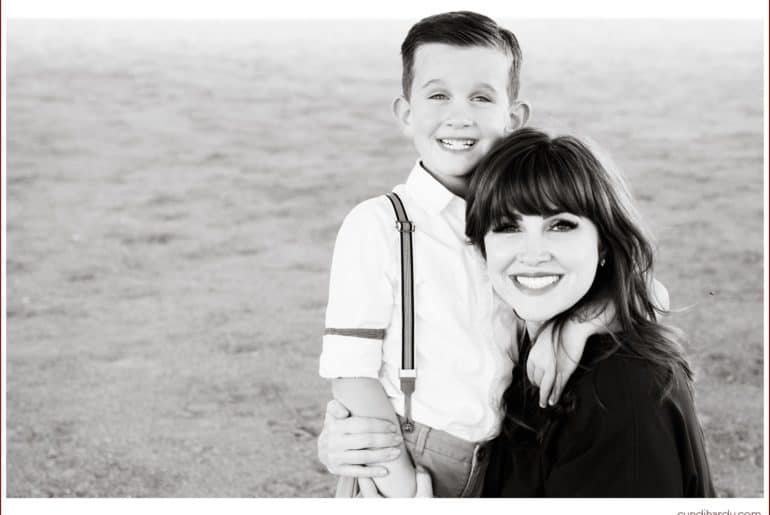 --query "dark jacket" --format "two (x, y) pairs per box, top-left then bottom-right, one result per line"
(483, 335), (715, 497)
